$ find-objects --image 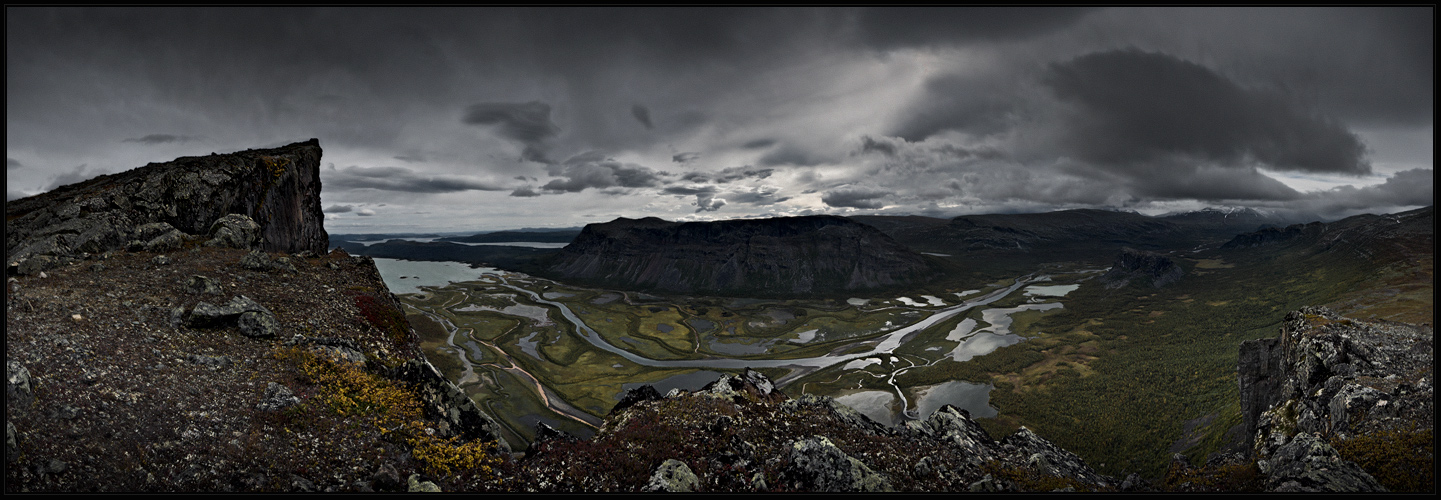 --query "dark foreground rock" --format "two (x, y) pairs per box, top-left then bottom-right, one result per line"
(1236, 306), (1433, 492)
